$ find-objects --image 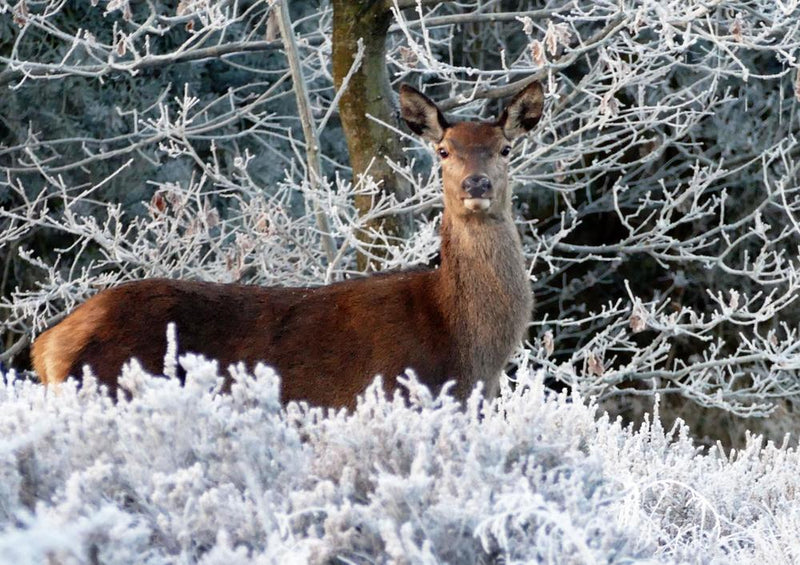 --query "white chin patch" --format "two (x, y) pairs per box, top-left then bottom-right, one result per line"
(463, 198), (492, 212)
